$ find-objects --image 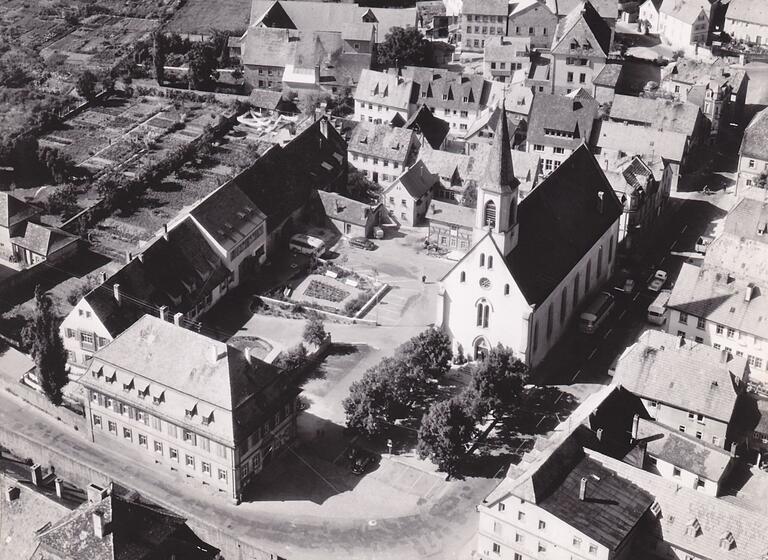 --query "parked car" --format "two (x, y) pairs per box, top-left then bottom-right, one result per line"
(614, 278), (636, 295)
(695, 236), (713, 254)
(347, 446), (376, 475)
(349, 237), (376, 250)
(647, 270), (668, 292)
